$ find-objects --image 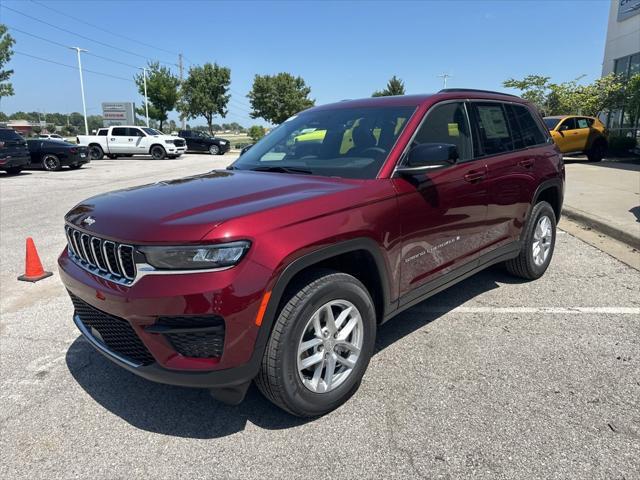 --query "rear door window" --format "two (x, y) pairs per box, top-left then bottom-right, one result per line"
(97, 129), (107, 136)
(506, 104), (546, 148)
(471, 103), (513, 156)
(576, 118), (589, 129)
(0, 129), (24, 142)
